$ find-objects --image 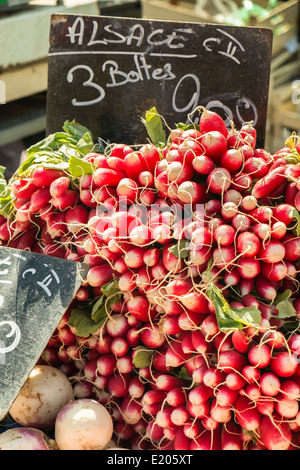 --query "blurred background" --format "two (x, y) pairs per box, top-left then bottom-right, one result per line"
(0, 0), (299, 179)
